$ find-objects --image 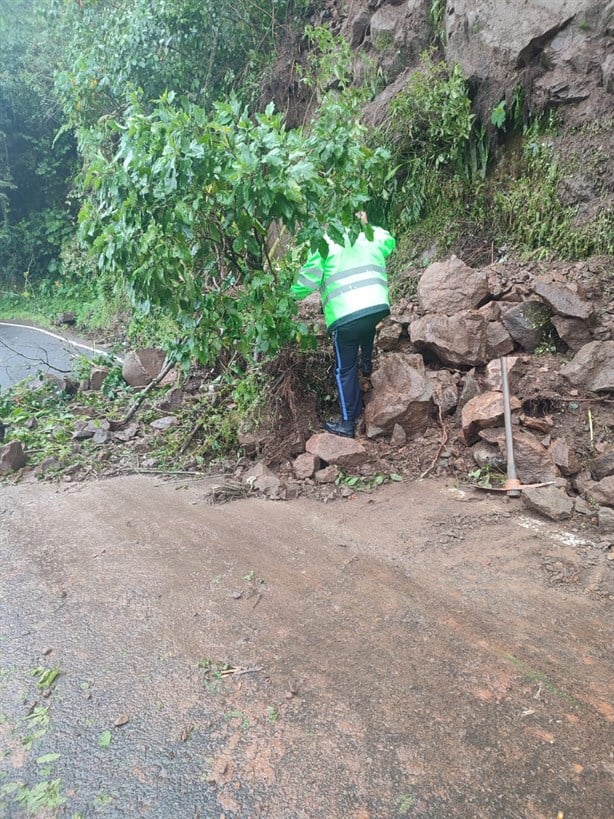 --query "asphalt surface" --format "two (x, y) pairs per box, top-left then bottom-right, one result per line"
(1, 475), (613, 818)
(0, 322), (115, 390)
